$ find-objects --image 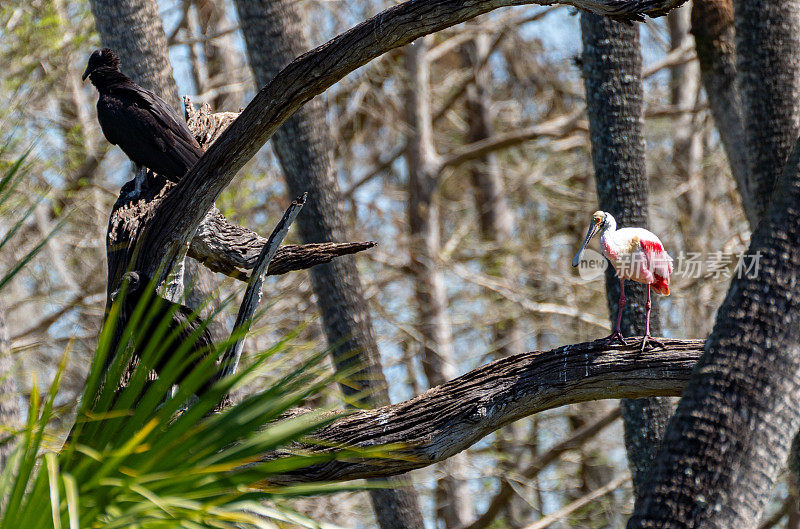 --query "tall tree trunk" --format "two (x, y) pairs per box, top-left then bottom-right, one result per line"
(233, 2), (426, 528)
(405, 36), (473, 529)
(690, 0), (754, 225)
(461, 34), (519, 358)
(88, 0), (179, 110)
(733, 0), (800, 225)
(0, 302), (21, 471)
(193, 0), (245, 111)
(580, 13), (673, 502)
(700, 0), (800, 514)
(628, 132), (800, 529)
